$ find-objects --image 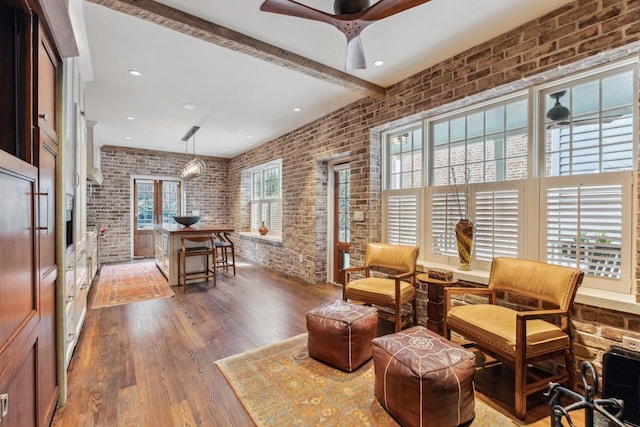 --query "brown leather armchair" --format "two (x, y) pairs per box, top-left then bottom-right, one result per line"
(343, 243), (419, 332)
(444, 257), (584, 419)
